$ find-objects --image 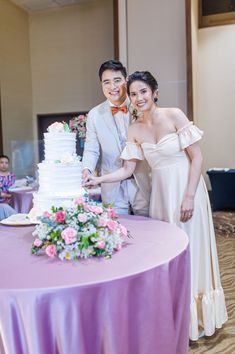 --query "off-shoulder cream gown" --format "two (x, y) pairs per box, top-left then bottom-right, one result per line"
(121, 123), (227, 340)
